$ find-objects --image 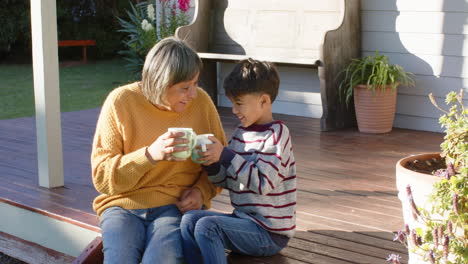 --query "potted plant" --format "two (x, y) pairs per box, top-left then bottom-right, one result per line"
(338, 51), (415, 133)
(391, 90), (467, 264)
